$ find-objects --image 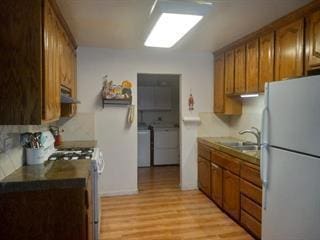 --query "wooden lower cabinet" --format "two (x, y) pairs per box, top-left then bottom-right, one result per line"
(0, 188), (88, 240)
(210, 162), (223, 207)
(241, 210), (261, 239)
(198, 157), (211, 197)
(222, 170), (240, 221)
(198, 141), (262, 239)
(241, 195), (261, 221)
